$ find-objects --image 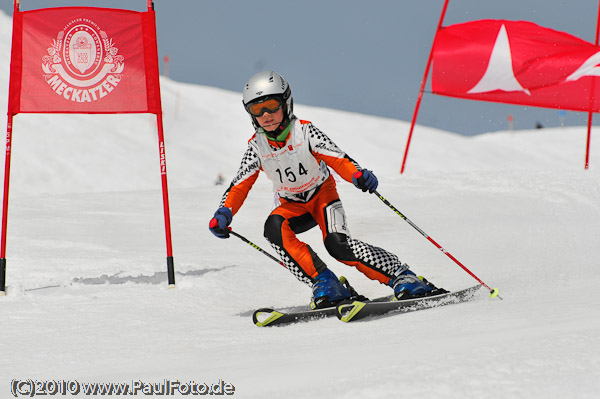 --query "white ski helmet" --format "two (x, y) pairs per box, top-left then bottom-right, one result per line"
(242, 71), (293, 129)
